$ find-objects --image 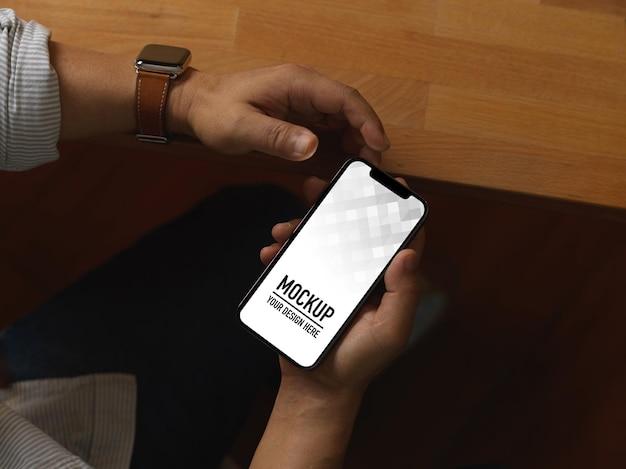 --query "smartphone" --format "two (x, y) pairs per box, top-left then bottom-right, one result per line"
(238, 158), (428, 368)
